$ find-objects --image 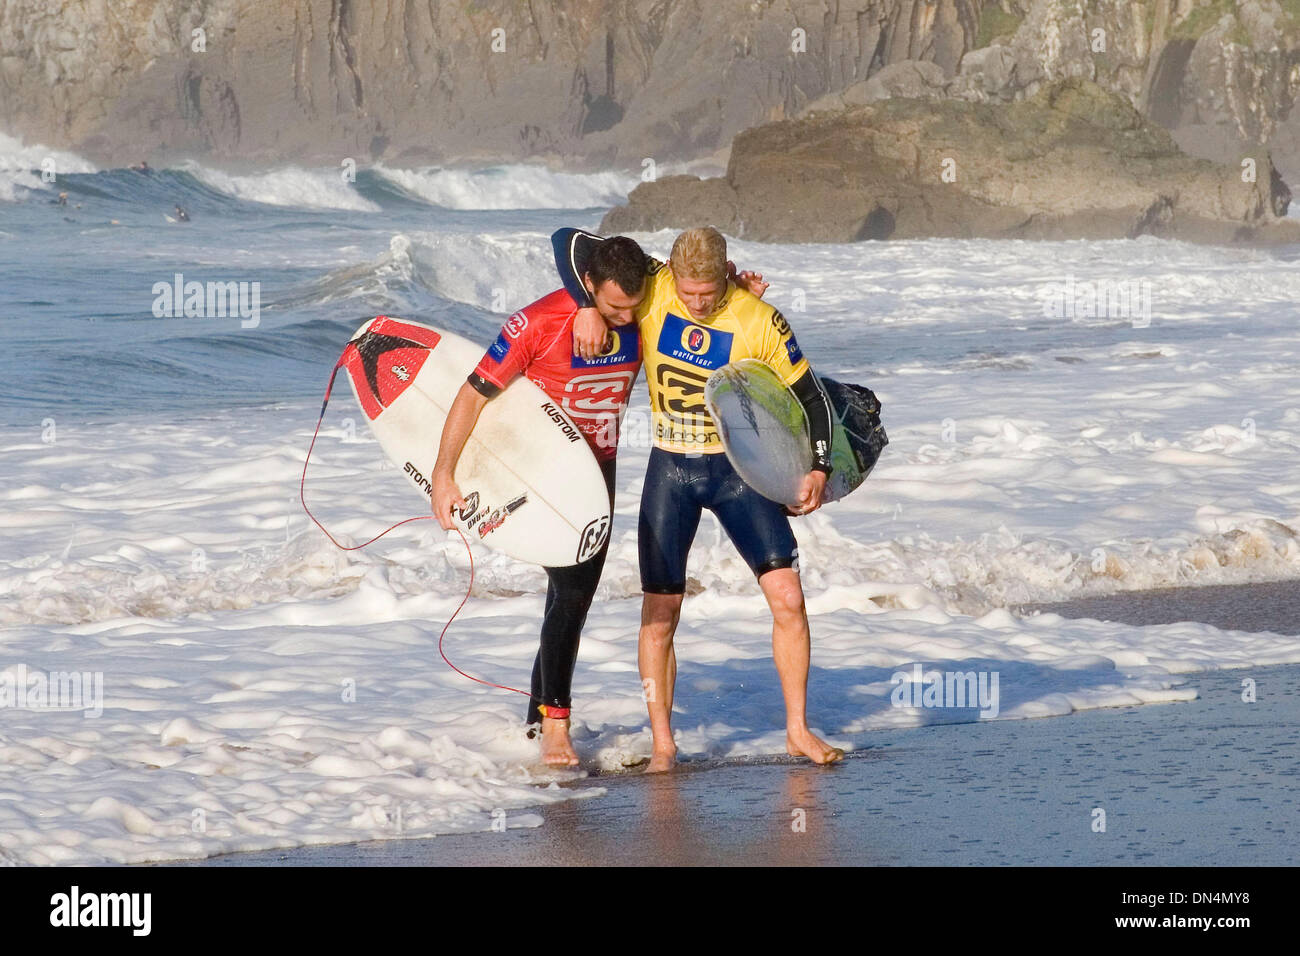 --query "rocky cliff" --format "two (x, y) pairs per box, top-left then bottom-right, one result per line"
(3, 1), (1297, 181)
(0, 0), (981, 167)
(941, 0), (1300, 179)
